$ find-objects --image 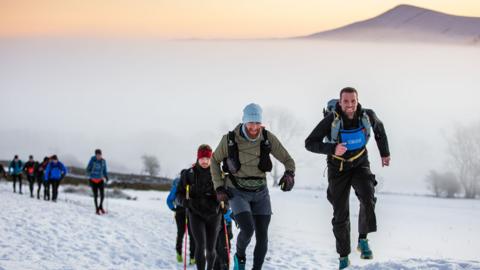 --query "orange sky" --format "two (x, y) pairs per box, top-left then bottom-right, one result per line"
(1, 0), (480, 39)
